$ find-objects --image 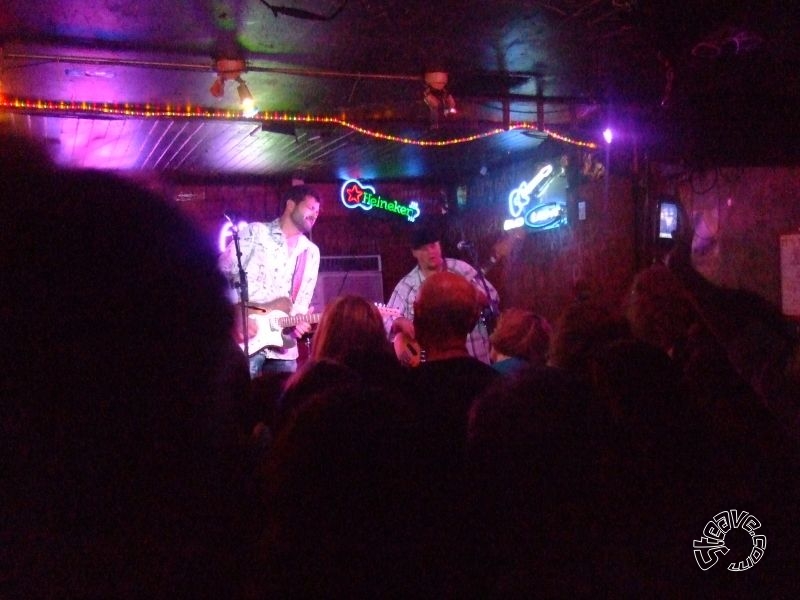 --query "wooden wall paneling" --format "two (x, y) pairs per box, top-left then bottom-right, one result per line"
(456, 157), (638, 323)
